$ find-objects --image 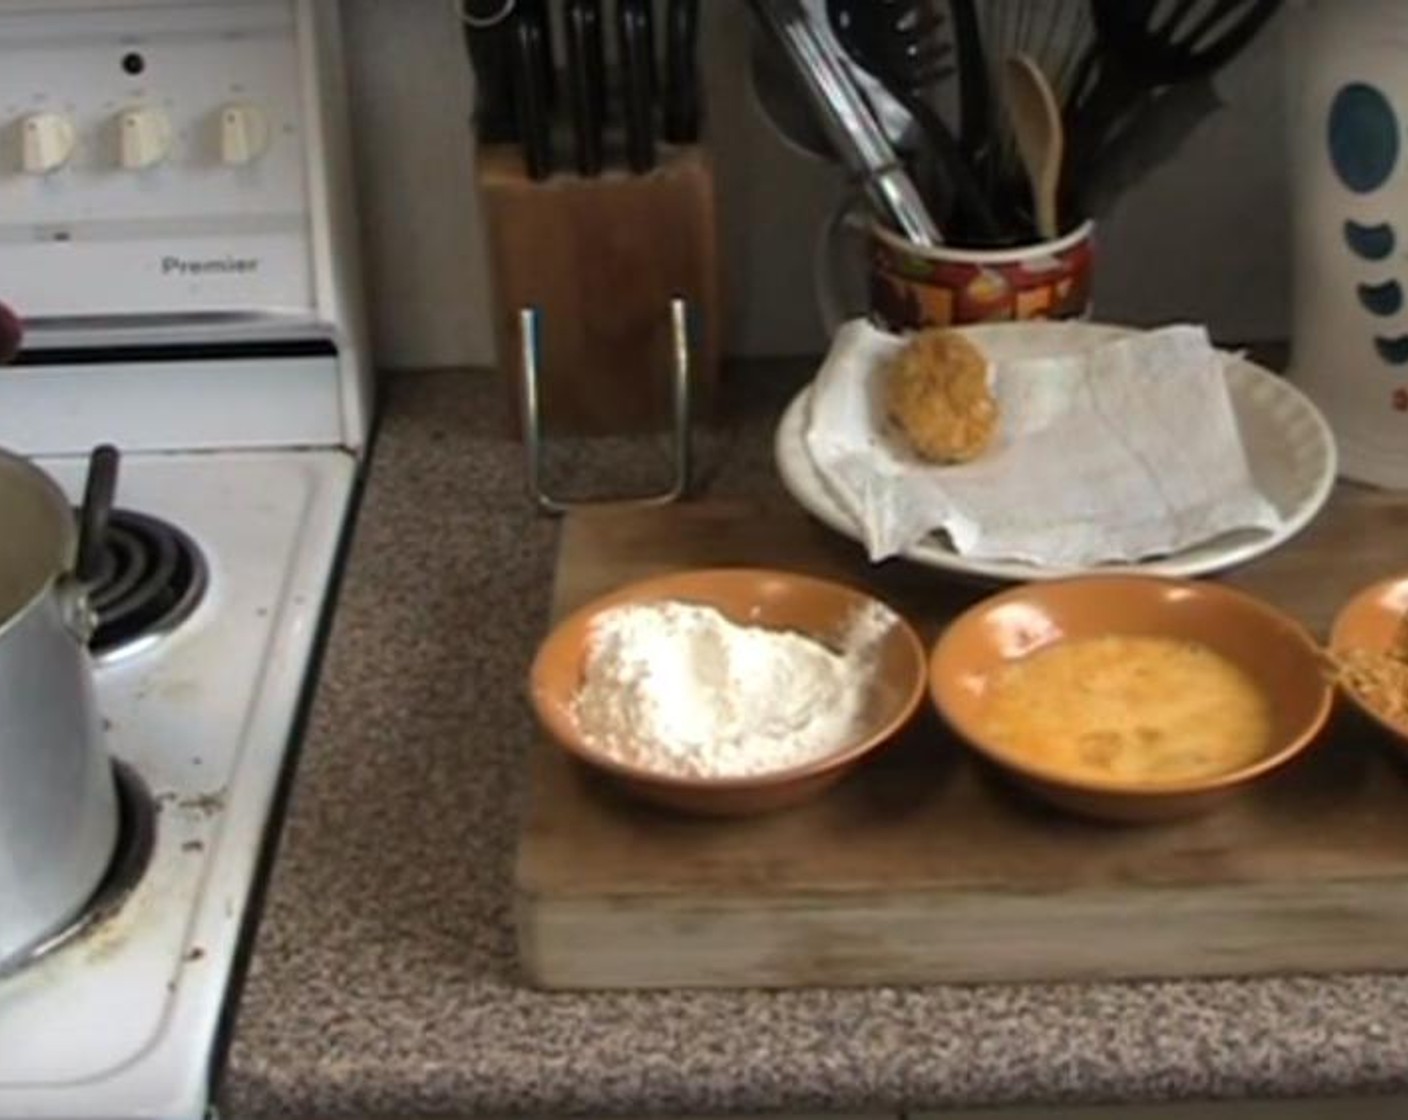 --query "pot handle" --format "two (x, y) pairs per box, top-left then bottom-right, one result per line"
(75, 444), (119, 586)
(56, 576), (98, 645)
(58, 445), (121, 645)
